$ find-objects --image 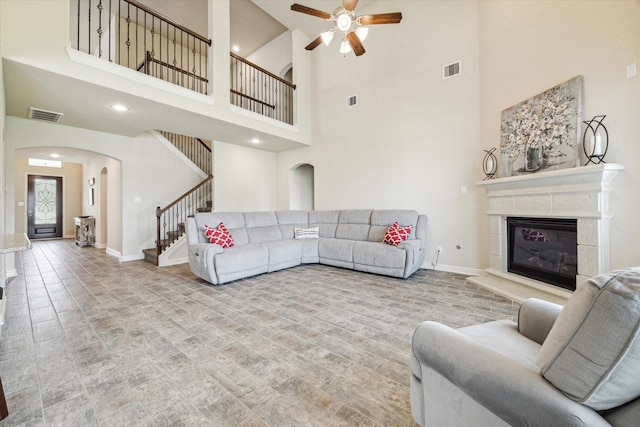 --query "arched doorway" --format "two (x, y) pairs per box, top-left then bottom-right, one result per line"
(290, 163), (314, 210)
(99, 167), (108, 248)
